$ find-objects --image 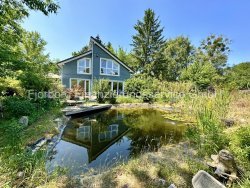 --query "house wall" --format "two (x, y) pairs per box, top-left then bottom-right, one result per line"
(92, 42), (131, 81)
(61, 41), (131, 89)
(62, 53), (92, 88)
